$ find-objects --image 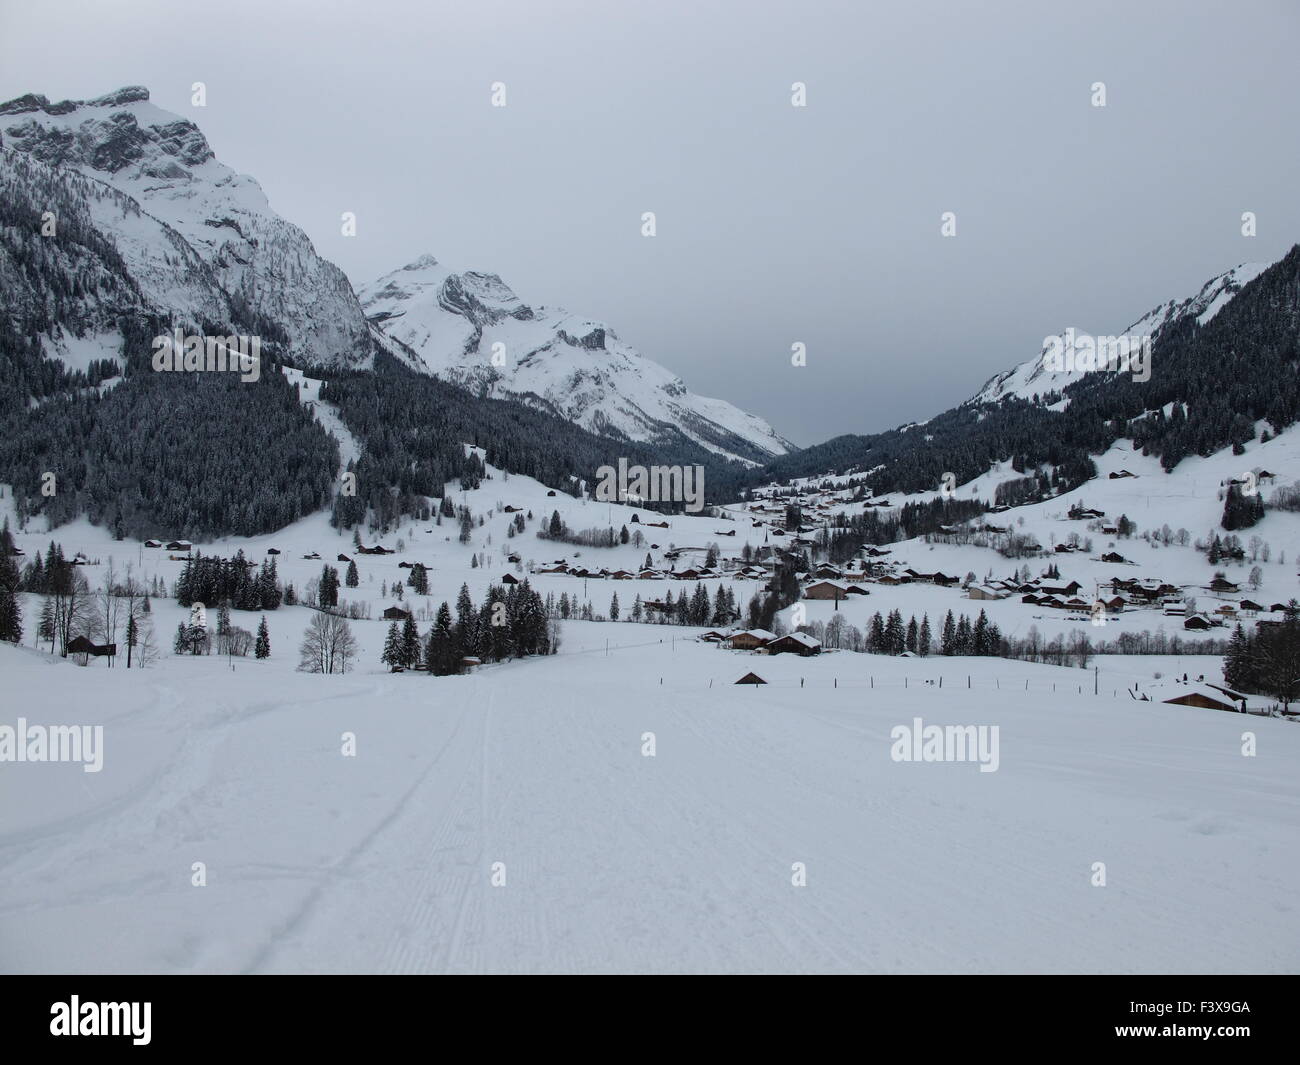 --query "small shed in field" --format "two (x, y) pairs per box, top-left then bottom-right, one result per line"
(1160, 686), (1244, 713)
